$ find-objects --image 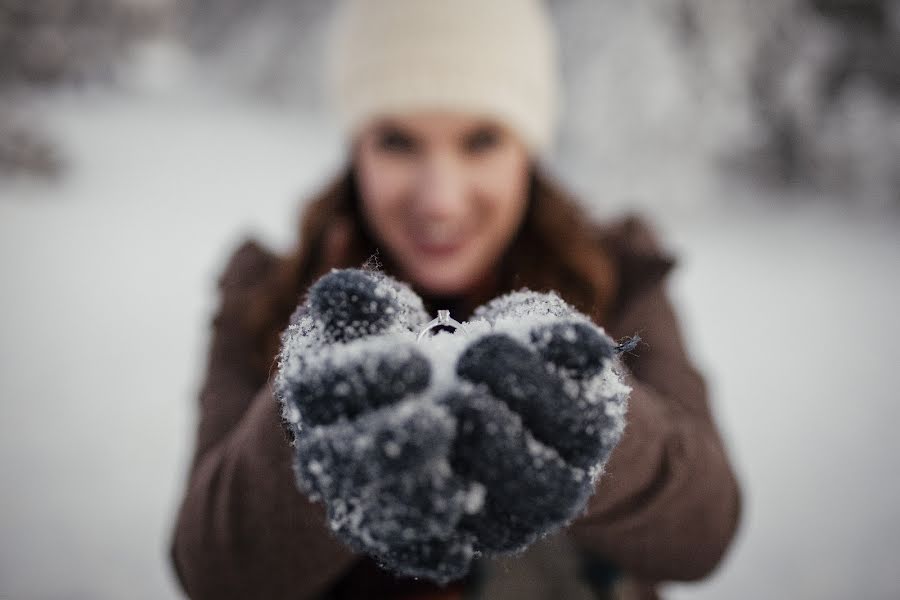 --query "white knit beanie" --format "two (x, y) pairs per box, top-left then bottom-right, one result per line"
(326, 0), (561, 157)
